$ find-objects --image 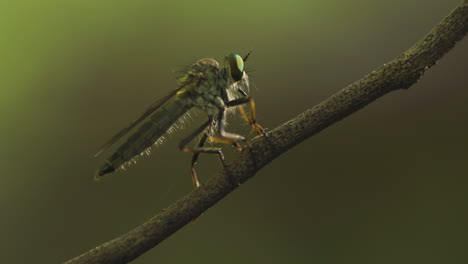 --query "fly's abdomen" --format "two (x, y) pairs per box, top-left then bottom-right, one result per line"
(97, 96), (192, 177)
